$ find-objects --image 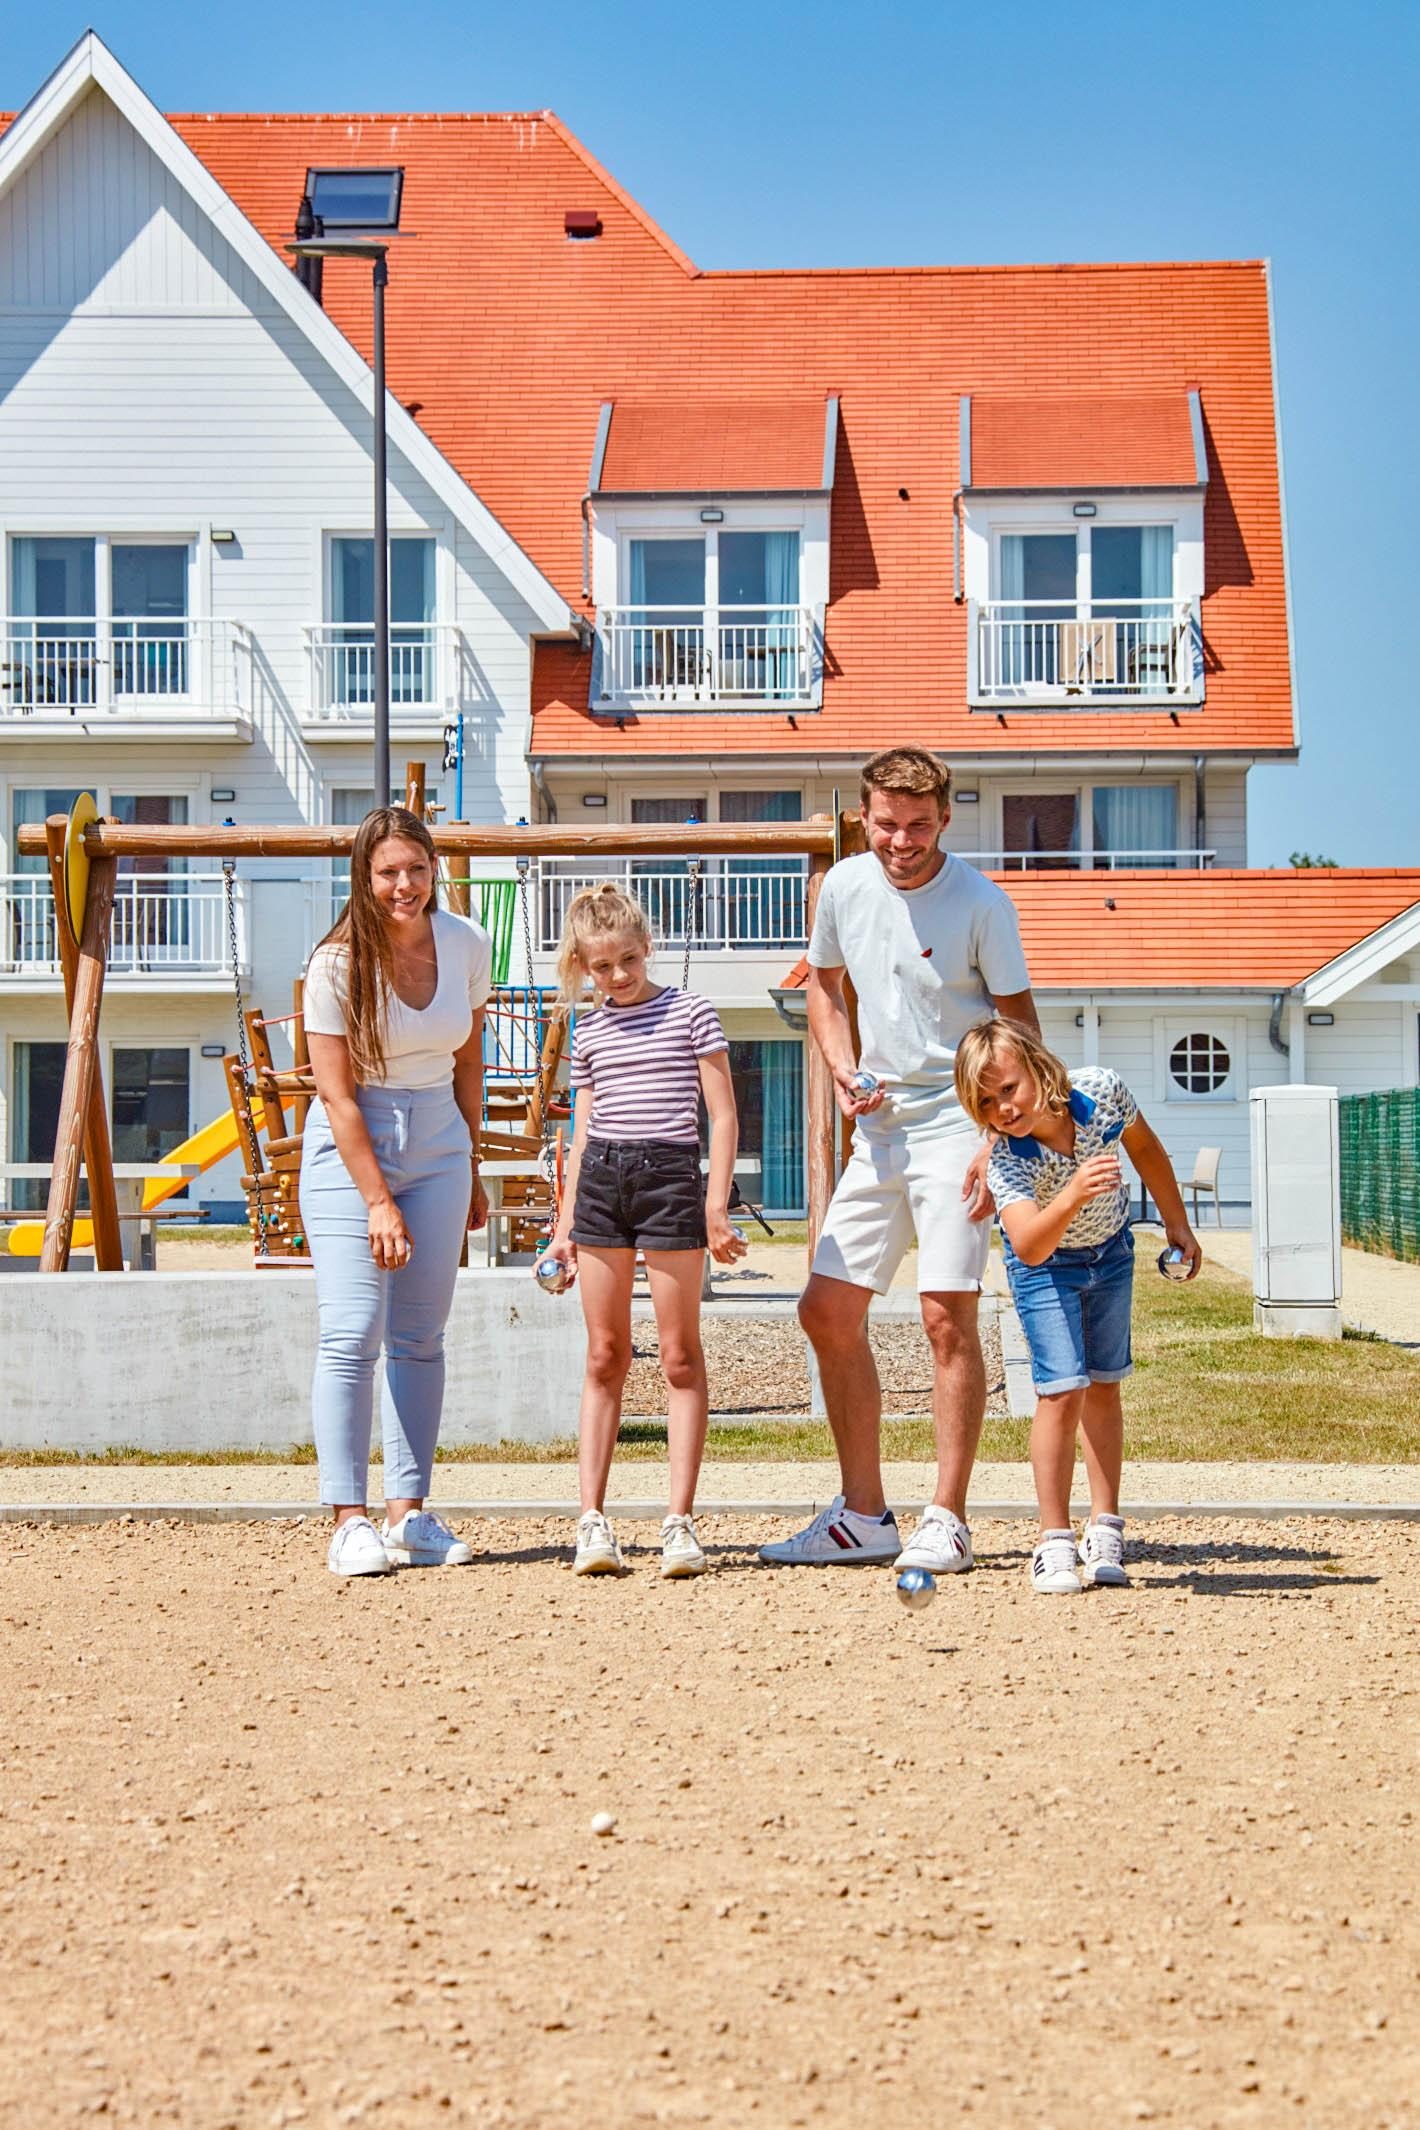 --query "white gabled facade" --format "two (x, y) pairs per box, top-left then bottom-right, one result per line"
(0, 36), (572, 1216)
